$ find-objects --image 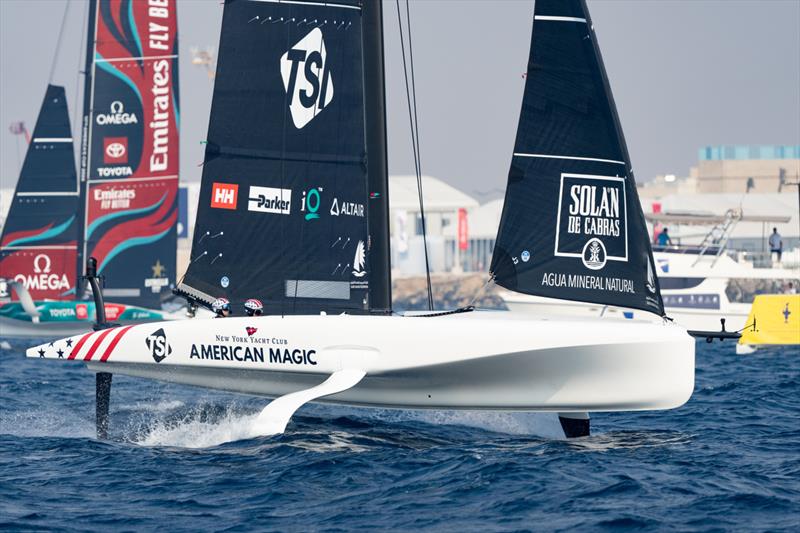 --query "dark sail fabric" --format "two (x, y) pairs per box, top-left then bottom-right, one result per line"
(0, 85), (80, 301)
(78, 0), (179, 307)
(490, 0), (663, 315)
(179, 0), (382, 315)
